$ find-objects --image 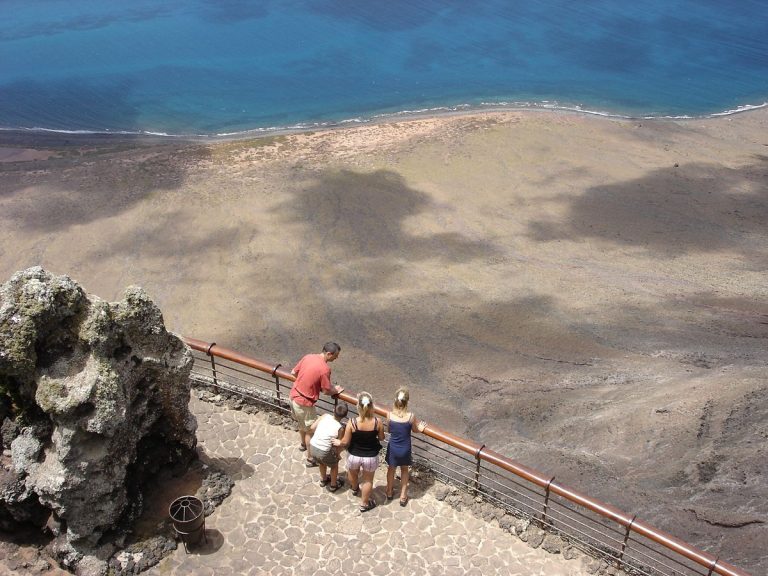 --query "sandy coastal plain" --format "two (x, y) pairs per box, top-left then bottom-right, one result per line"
(1, 109), (767, 572)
